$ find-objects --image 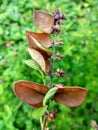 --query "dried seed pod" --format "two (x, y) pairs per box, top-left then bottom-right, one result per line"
(54, 87), (88, 107)
(26, 31), (52, 48)
(28, 48), (51, 73)
(26, 31), (52, 58)
(14, 80), (49, 108)
(34, 10), (54, 34)
(14, 81), (88, 108)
